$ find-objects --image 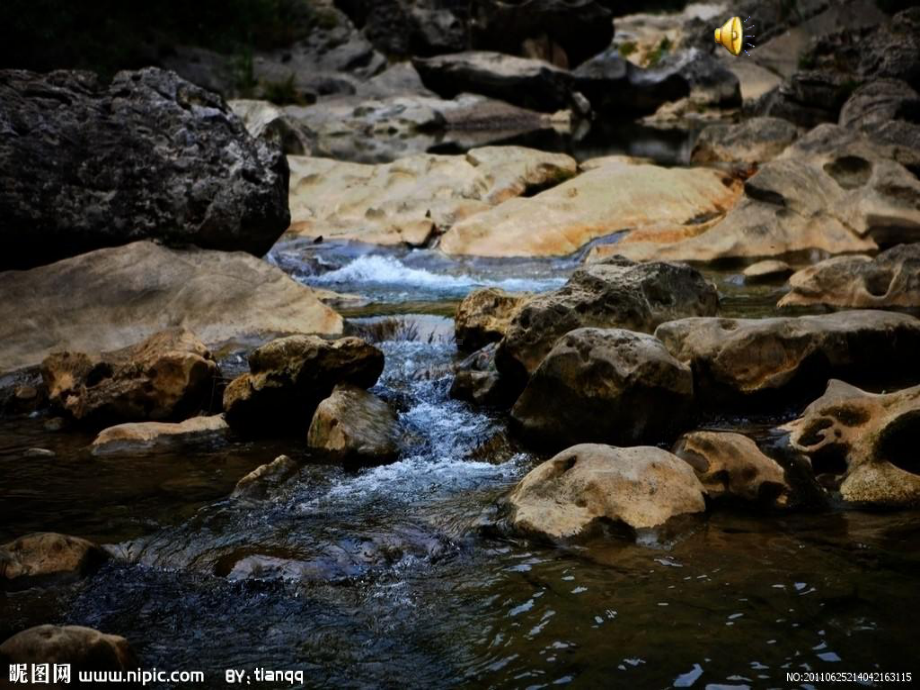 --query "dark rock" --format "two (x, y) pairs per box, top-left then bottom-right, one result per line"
(449, 343), (516, 408)
(0, 68), (290, 271)
(692, 117), (800, 164)
(232, 455), (300, 500)
(839, 79), (920, 131)
(572, 50), (690, 116)
(0, 625), (137, 672)
(335, 0), (466, 58)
